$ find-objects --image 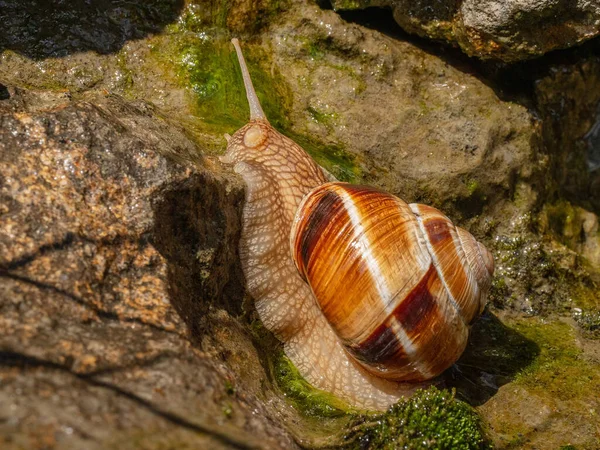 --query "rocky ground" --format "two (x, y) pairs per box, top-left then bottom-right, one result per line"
(0, 0), (599, 449)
